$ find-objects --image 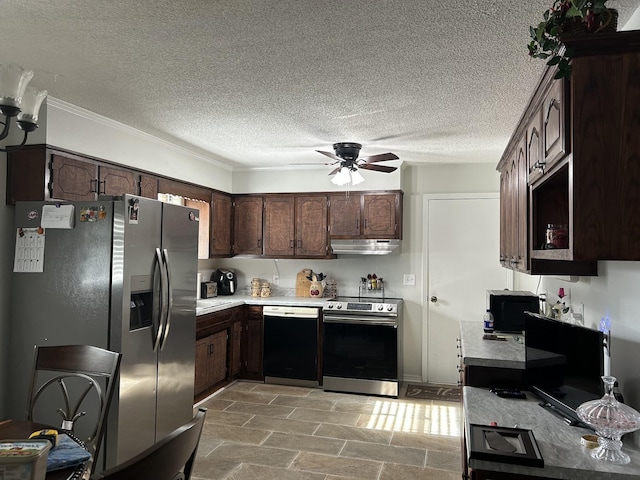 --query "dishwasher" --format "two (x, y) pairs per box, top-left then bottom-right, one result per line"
(263, 306), (319, 387)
